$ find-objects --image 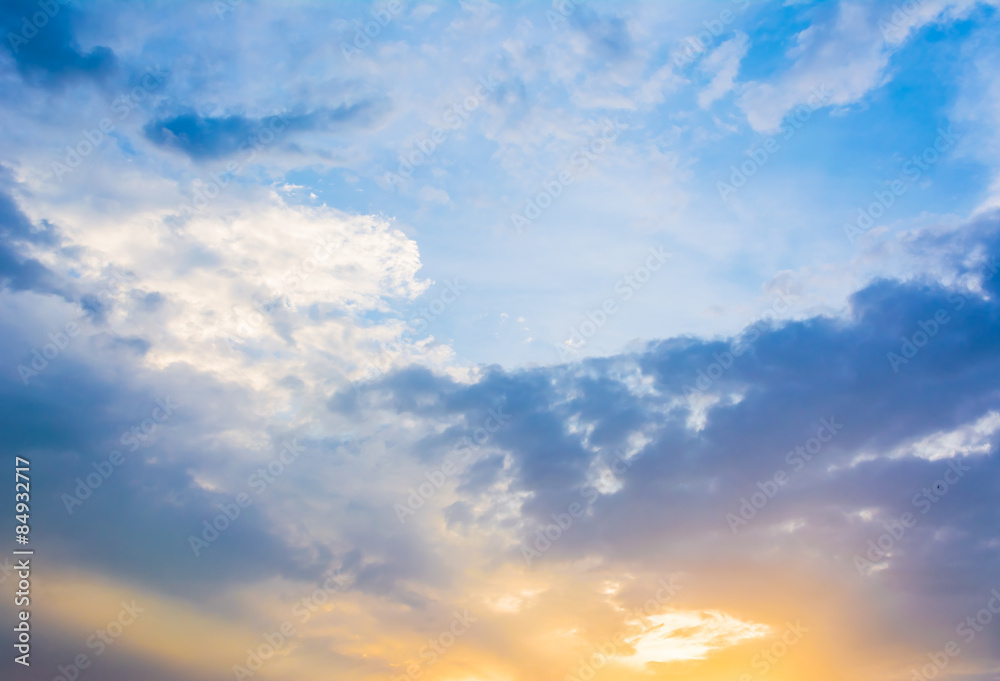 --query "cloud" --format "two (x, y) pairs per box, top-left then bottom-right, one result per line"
(332, 214), (1000, 674)
(0, 167), (71, 298)
(0, 182), (444, 594)
(143, 100), (390, 160)
(698, 32), (749, 109)
(419, 185), (451, 205)
(1, 1), (999, 678)
(738, 0), (994, 132)
(569, 6), (633, 61)
(0, 0), (116, 85)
